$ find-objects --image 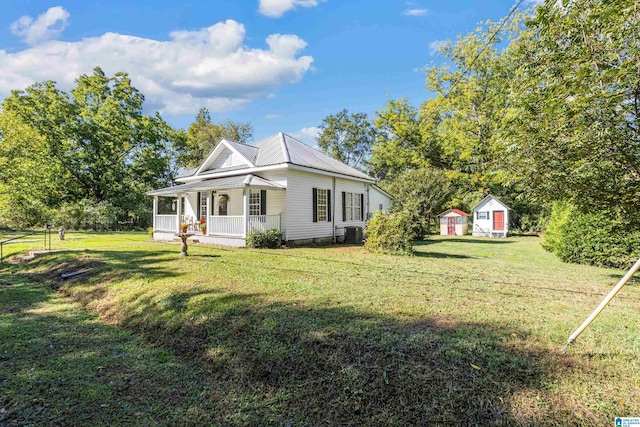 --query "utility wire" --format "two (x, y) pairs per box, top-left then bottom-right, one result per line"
(444, 0), (526, 99)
